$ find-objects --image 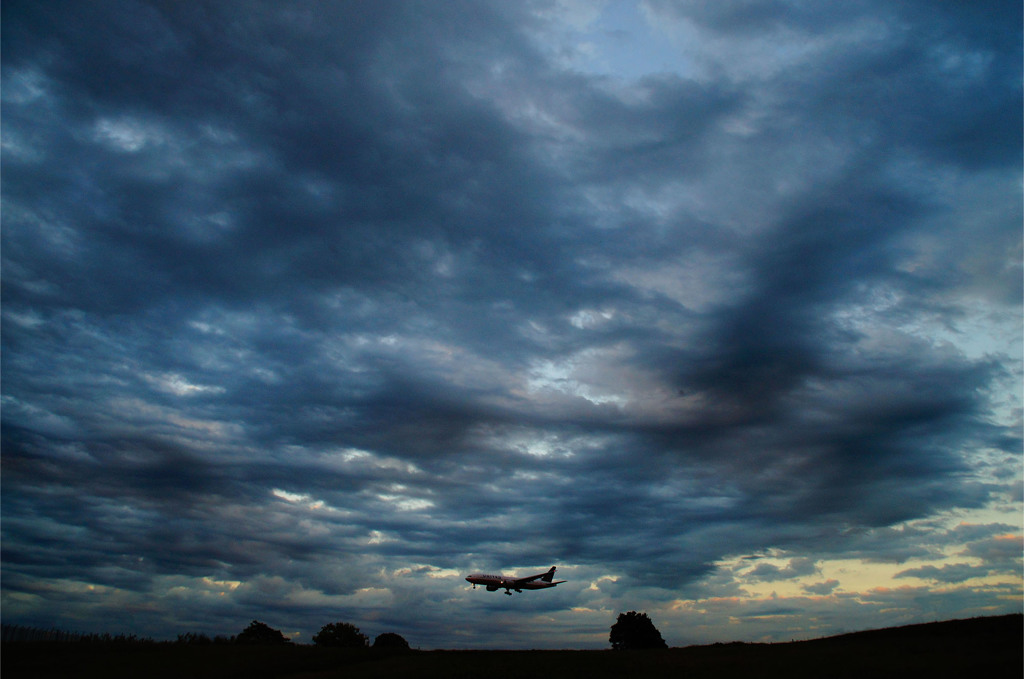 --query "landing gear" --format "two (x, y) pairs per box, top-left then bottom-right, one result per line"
(505, 590), (513, 596)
